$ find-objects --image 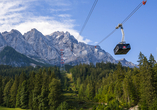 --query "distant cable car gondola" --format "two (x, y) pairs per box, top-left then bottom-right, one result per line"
(114, 24), (131, 55)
